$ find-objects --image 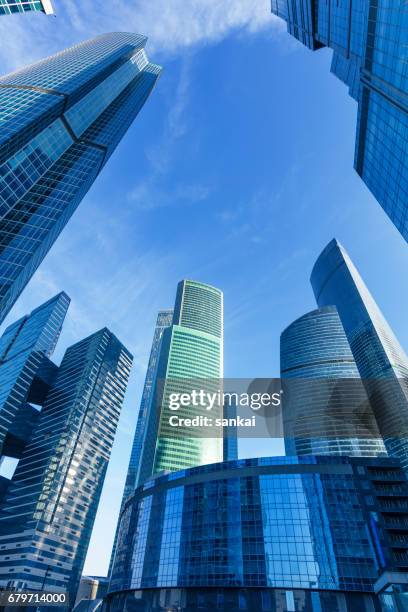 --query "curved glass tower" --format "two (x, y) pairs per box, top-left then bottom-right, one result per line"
(108, 455), (408, 612)
(311, 239), (408, 468)
(0, 32), (161, 324)
(281, 305), (386, 457)
(137, 280), (224, 484)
